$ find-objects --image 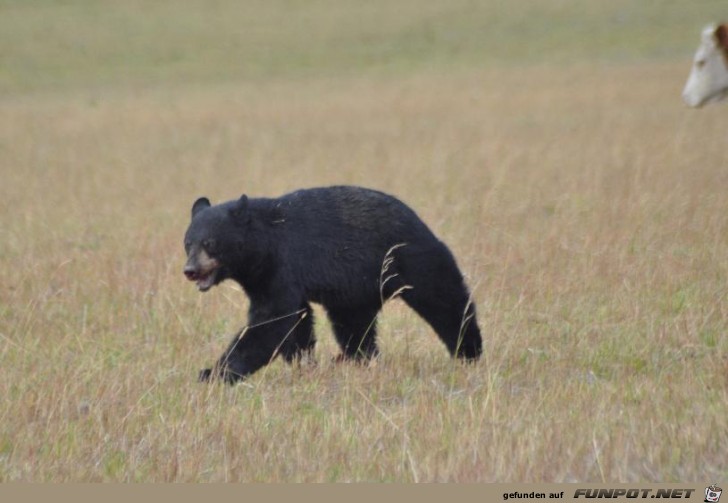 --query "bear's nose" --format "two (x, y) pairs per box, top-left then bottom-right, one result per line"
(184, 266), (198, 281)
